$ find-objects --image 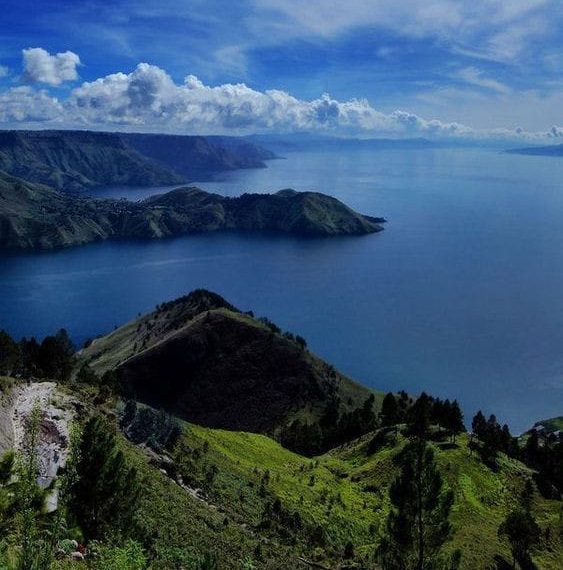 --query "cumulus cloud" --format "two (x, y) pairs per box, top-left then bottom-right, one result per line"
(547, 126), (563, 138)
(22, 48), (81, 86)
(0, 61), (560, 142)
(66, 64), (484, 137)
(0, 86), (63, 123)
